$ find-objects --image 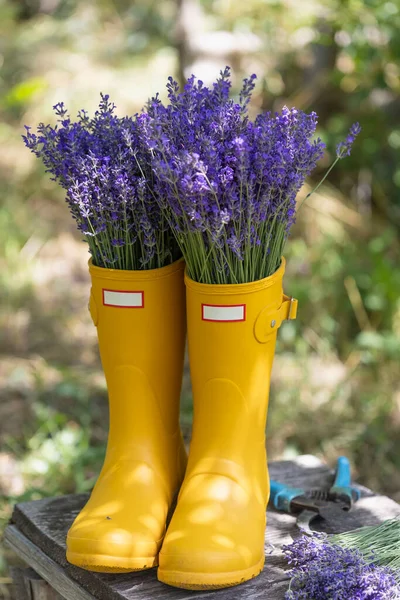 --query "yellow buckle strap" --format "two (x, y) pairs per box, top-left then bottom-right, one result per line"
(281, 294), (298, 322)
(254, 294), (298, 343)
